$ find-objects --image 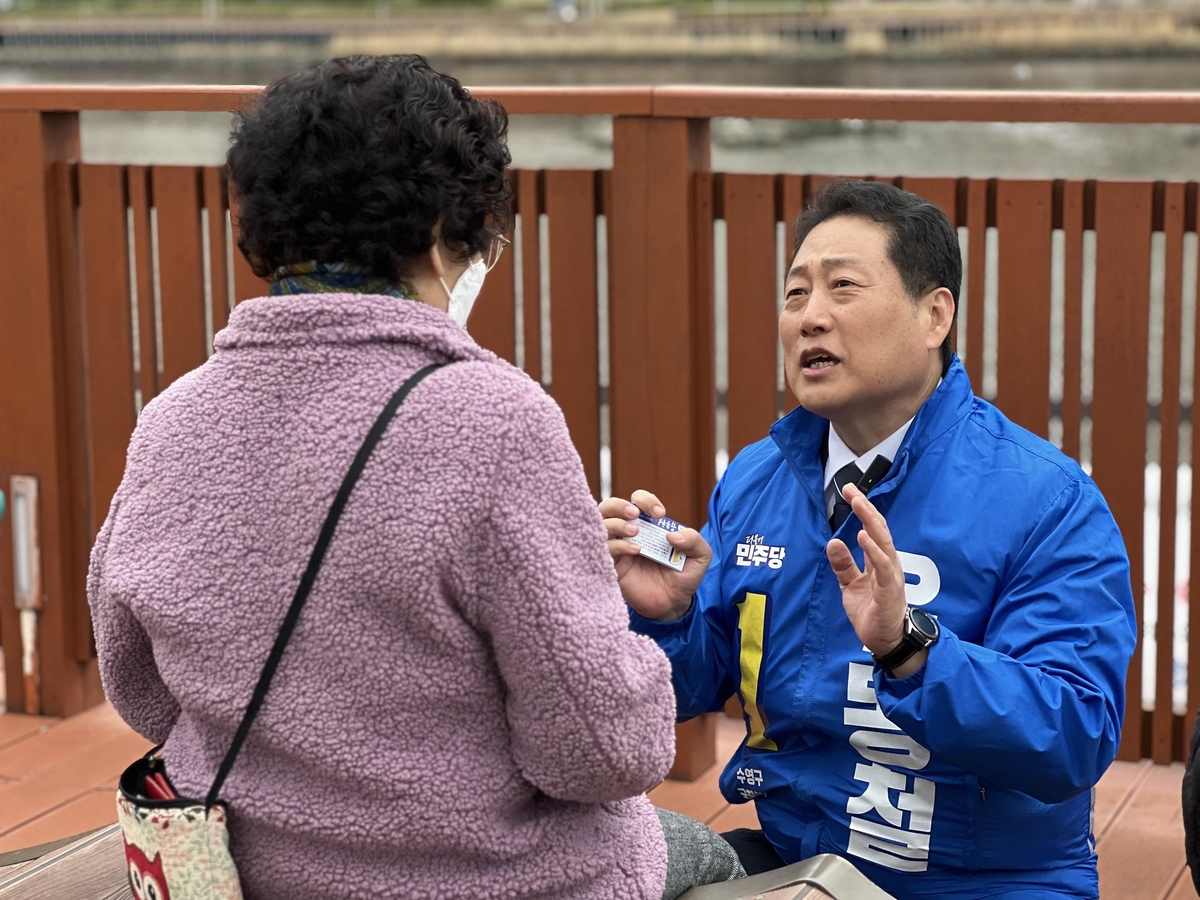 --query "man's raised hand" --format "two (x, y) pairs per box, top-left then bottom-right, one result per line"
(825, 484), (925, 674)
(600, 489), (711, 622)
